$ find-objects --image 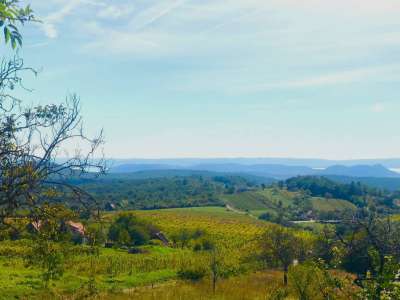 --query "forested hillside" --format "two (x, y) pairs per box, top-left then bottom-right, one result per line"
(283, 176), (400, 213)
(57, 174), (400, 226)
(69, 175), (259, 210)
